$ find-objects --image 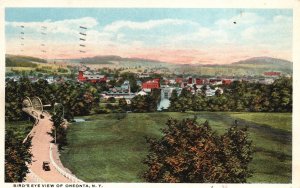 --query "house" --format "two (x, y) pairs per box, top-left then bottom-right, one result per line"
(175, 78), (183, 84)
(259, 78), (275, 85)
(137, 90), (147, 96)
(222, 79), (233, 85)
(78, 70), (107, 83)
(142, 79), (160, 91)
(161, 86), (176, 99)
(169, 79), (176, 84)
(45, 76), (55, 84)
(264, 72), (281, 77)
(205, 86), (223, 97)
(109, 80), (131, 93)
(209, 79), (222, 85)
(195, 78), (205, 85)
(101, 92), (135, 99)
(138, 73), (150, 78)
